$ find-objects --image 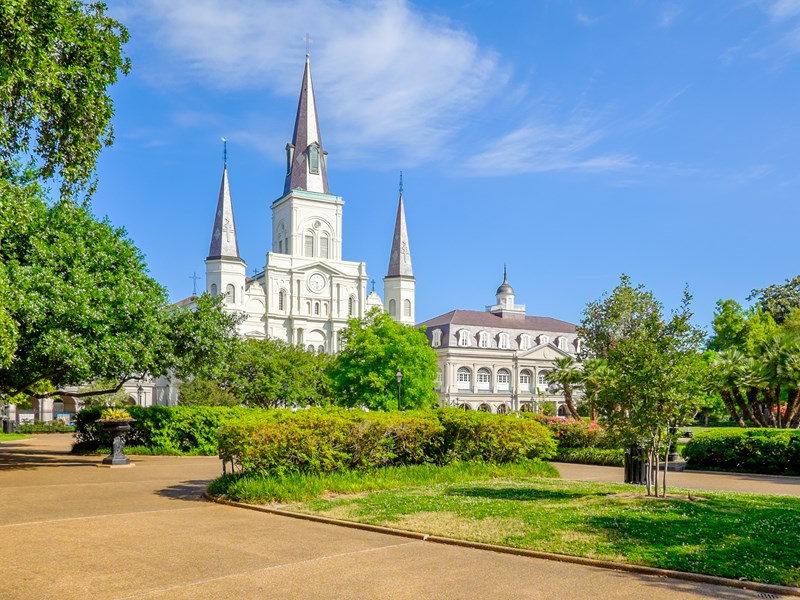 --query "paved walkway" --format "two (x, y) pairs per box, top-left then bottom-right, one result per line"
(0, 434), (794, 599)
